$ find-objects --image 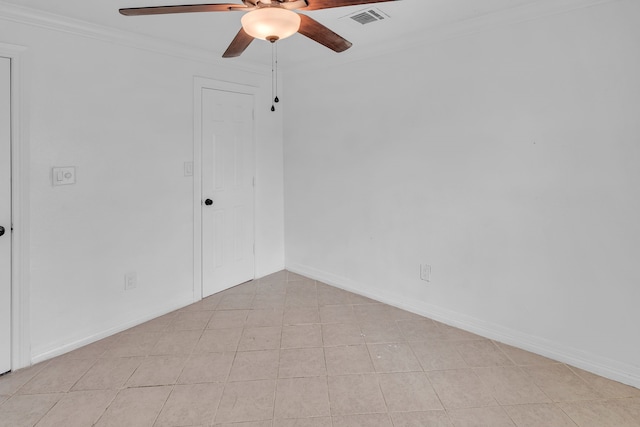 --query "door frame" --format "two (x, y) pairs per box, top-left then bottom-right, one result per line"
(192, 77), (258, 302)
(0, 42), (30, 371)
